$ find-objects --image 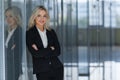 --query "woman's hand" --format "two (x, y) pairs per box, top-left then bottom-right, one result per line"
(32, 44), (38, 51)
(11, 44), (16, 50)
(50, 46), (55, 50)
